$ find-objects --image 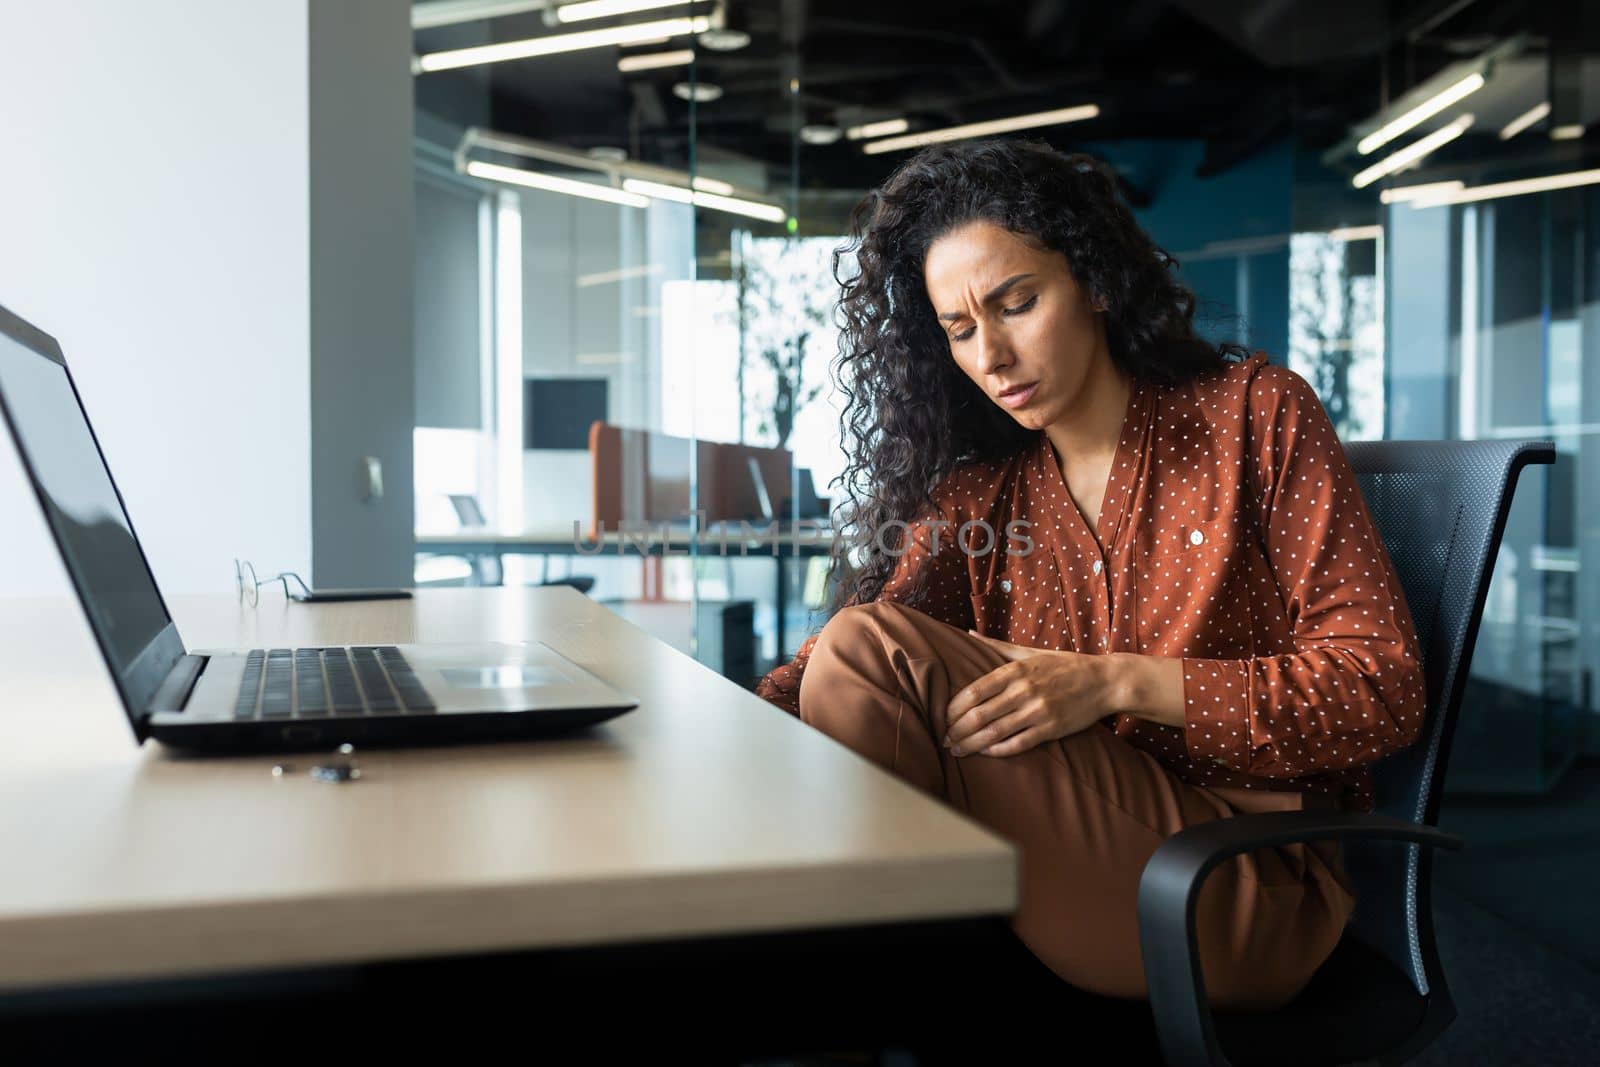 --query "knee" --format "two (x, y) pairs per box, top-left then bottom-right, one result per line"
(810, 601), (914, 663)
(799, 602), (916, 716)
(802, 604), (884, 700)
